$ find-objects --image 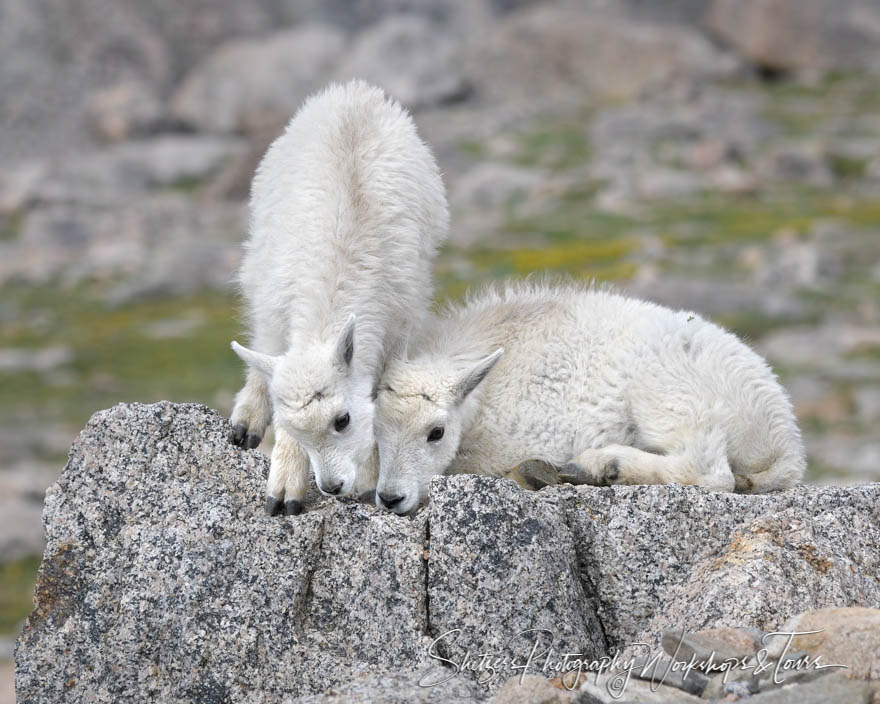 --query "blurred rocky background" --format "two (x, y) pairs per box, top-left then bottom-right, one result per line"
(1, 0), (879, 700)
